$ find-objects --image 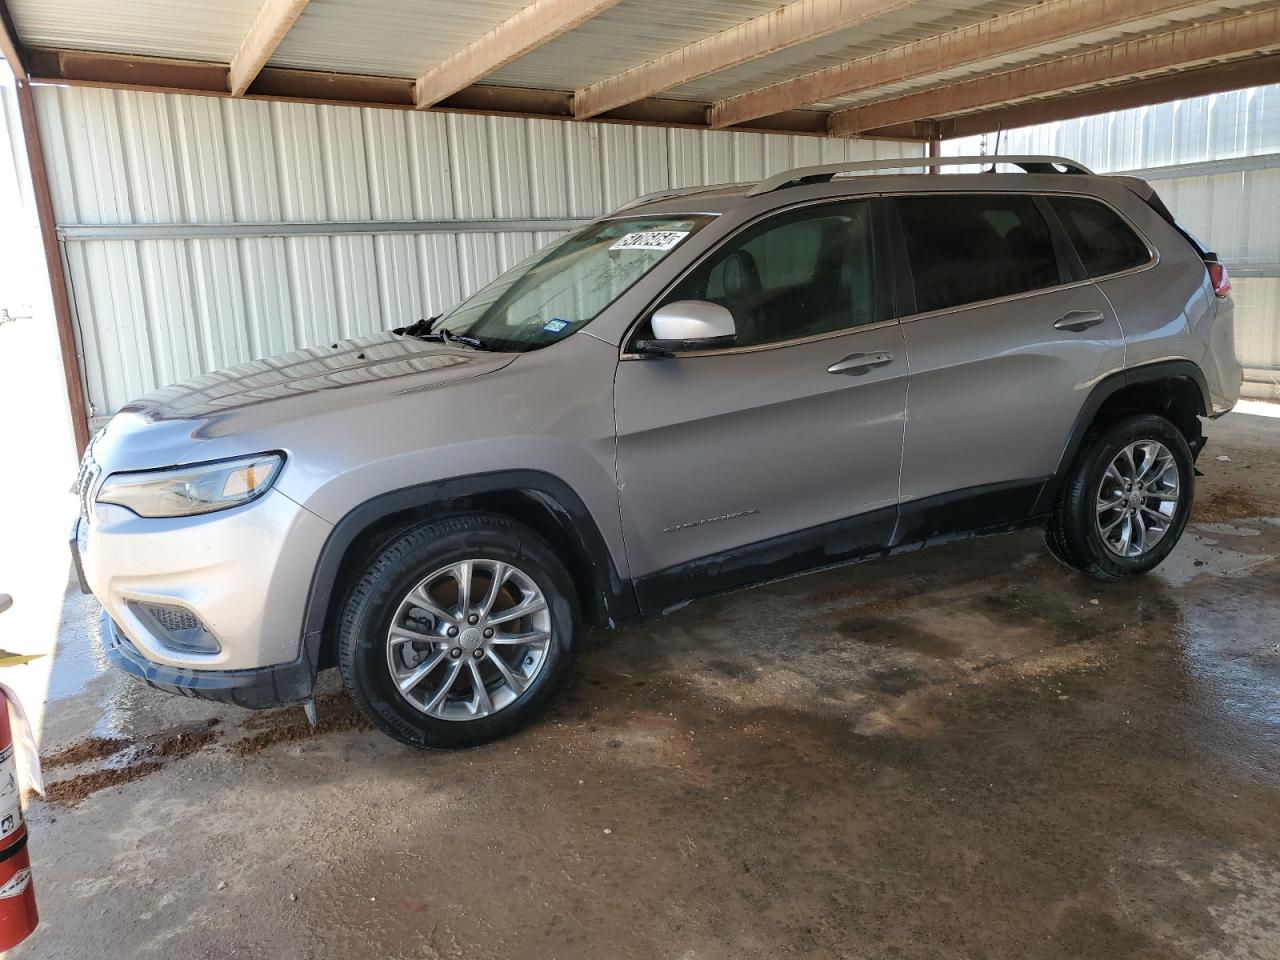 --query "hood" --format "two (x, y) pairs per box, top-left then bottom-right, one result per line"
(121, 332), (515, 422)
